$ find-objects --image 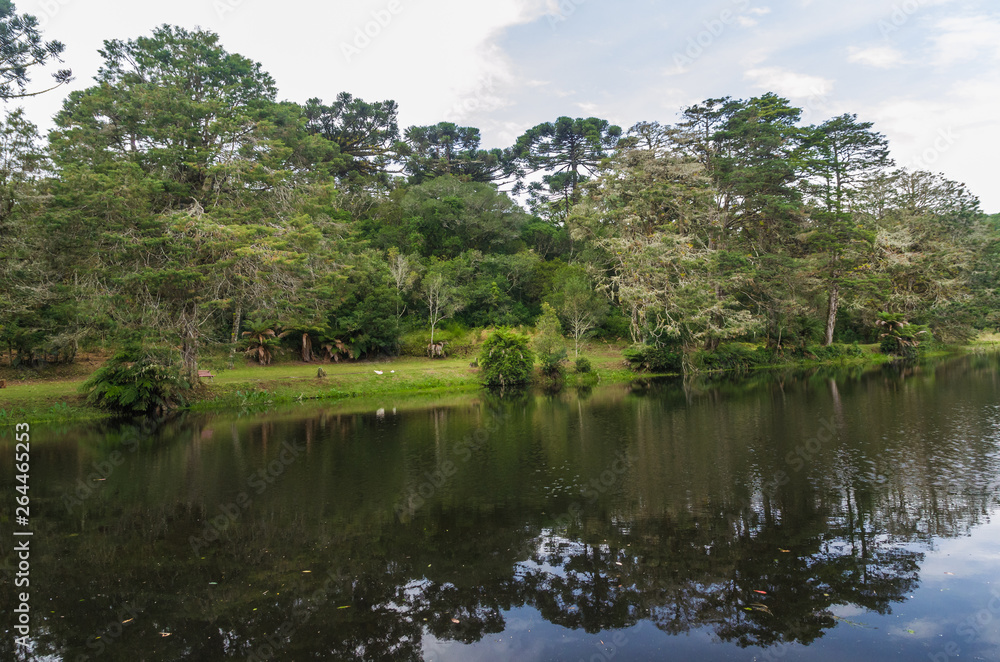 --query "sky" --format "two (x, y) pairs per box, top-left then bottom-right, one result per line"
(13, 0), (1000, 212)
